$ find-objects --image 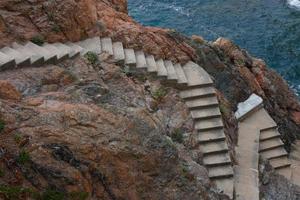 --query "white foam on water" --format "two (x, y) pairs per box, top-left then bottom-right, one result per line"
(287, 0), (300, 10)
